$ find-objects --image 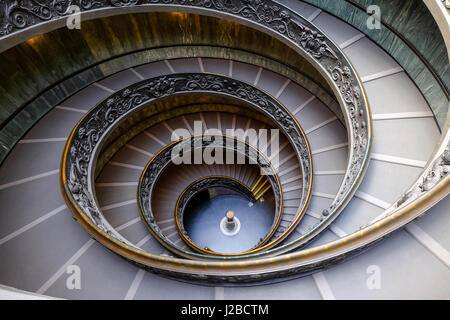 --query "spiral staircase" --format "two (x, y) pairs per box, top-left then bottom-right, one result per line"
(0, 0), (448, 299)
